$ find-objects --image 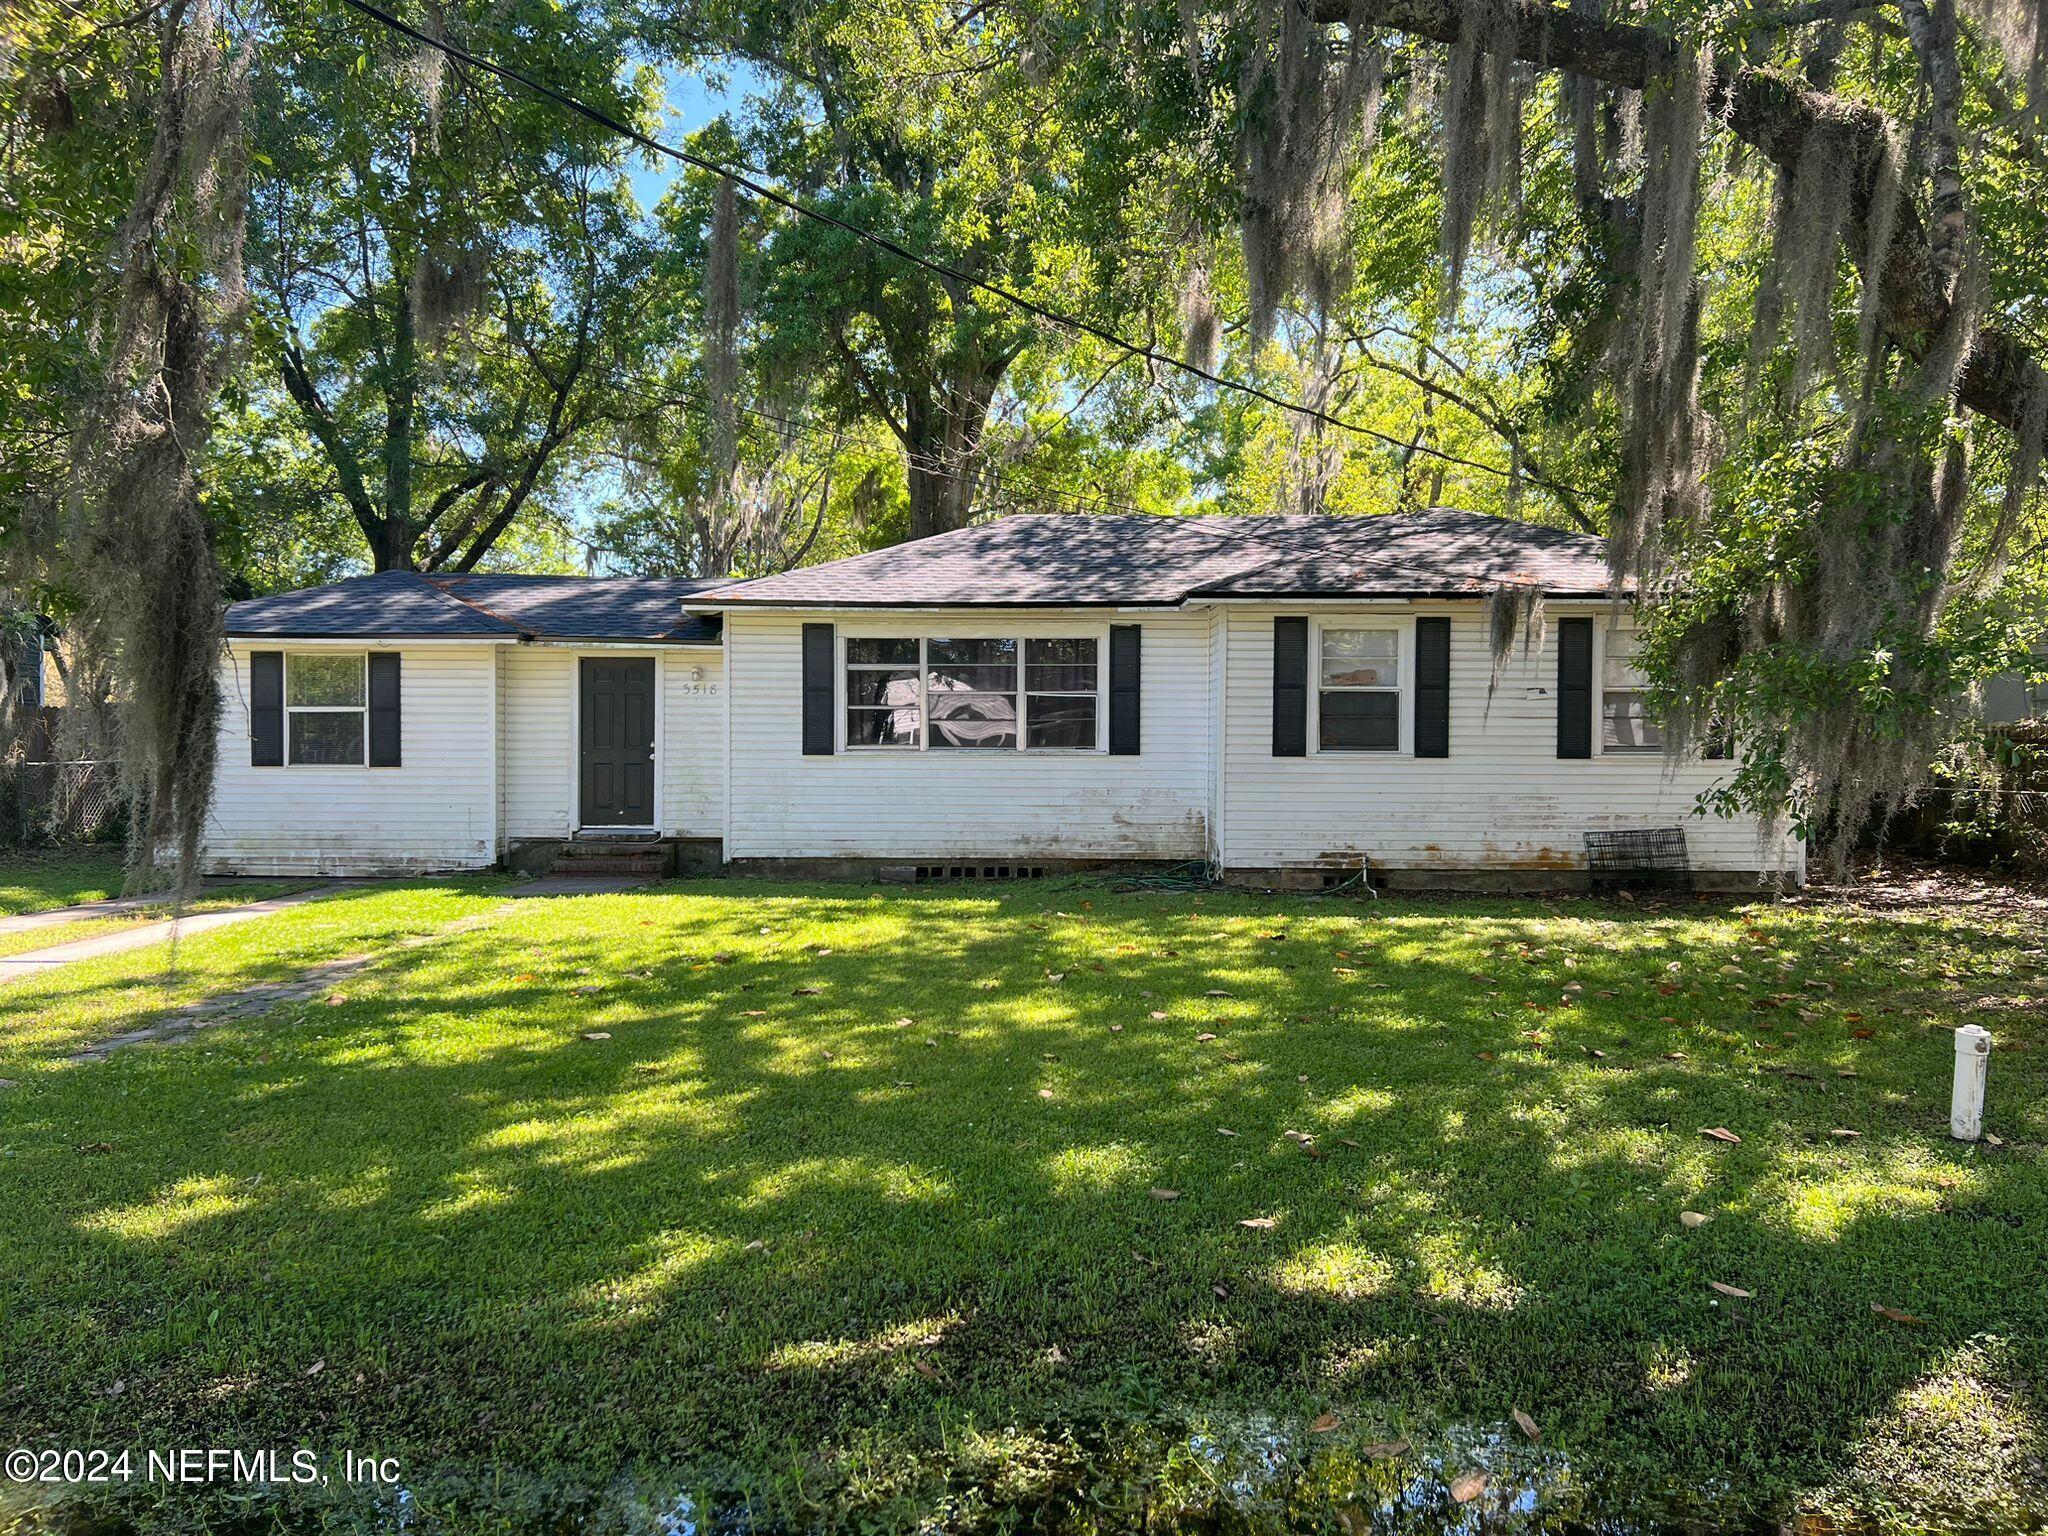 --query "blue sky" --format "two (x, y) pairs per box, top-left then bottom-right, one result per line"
(626, 62), (767, 211)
